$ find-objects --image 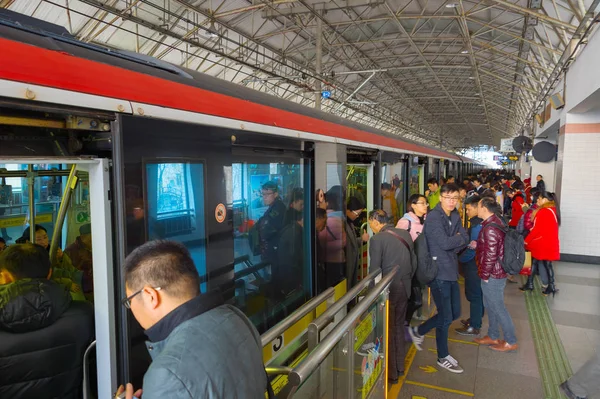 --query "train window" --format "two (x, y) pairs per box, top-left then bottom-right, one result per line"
(144, 161), (207, 289)
(231, 161), (311, 331)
